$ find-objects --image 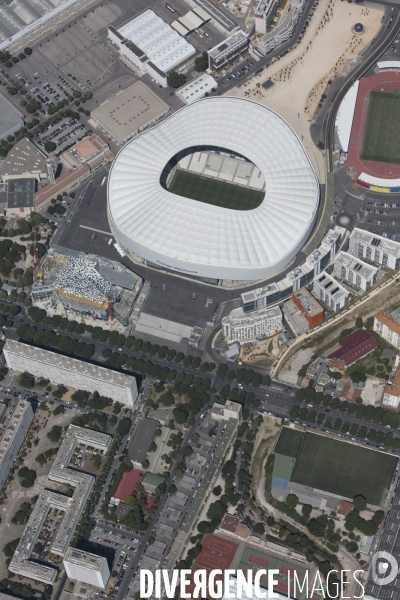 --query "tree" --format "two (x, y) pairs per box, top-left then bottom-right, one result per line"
(194, 51), (208, 72)
(213, 485), (222, 496)
(355, 316), (363, 329)
(24, 47), (32, 55)
(19, 371), (35, 388)
(353, 495), (367, 512)
(18, 467), (36, 488)
(44, 140), (56, 152)
(302, 504), (312, 518)
(182, 445), (193, 456)
(117, 417), (132, 437)
(286, 494), (298, 508)
(47, 425), (62, 442)
(168, 71), (186, 88)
